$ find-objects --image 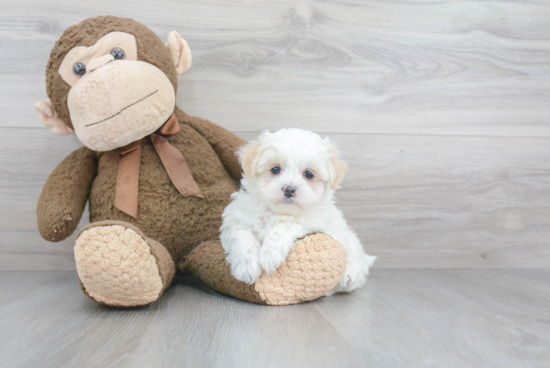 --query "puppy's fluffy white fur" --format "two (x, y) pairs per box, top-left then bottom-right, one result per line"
(220, 128), (376, 295)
